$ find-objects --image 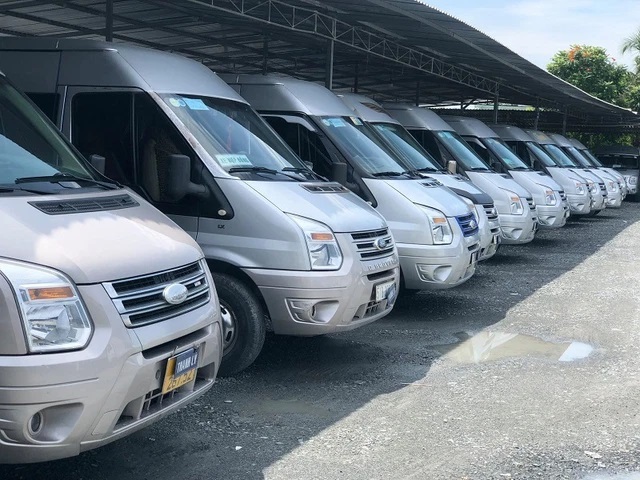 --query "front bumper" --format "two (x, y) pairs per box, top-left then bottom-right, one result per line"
(590, 192), (606, 211)
(476, 206), (500, 261)
(247, 253), (400, 336)
(537, 202), (569, 228)
(399, 234), (481, 290)
(566, 191), (591, 215)
(0, 284), (221, 464)
(499, 212), (538, 245)
(606, 189), (623, 208)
